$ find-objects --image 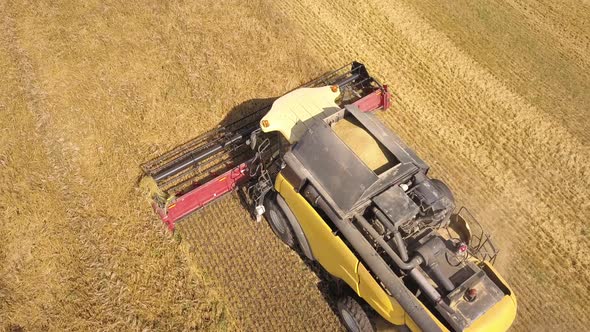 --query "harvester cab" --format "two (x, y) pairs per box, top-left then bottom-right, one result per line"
(140, 62), (517, 332)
